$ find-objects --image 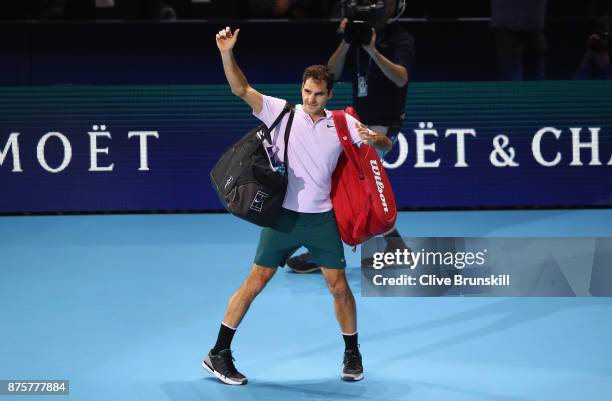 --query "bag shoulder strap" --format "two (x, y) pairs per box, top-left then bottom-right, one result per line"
(282, 106), (295, 176)
(331, 110), (364, 179)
